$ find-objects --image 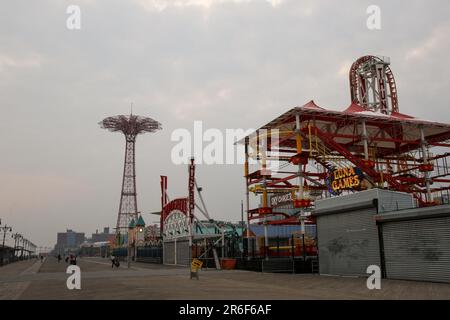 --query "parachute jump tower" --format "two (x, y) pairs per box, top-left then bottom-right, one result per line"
(99, 113), (162, 244)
